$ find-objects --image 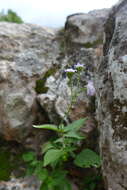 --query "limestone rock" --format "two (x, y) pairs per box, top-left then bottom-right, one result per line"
(95, 1), (127, 189)
(37, 74), (71, 123)
(65, 9), (109, 46)
(0, 21), (97, 143)
(0, 8), (106, 190)
(37, 48), (96, 125)
(0, 22), (59, 142)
